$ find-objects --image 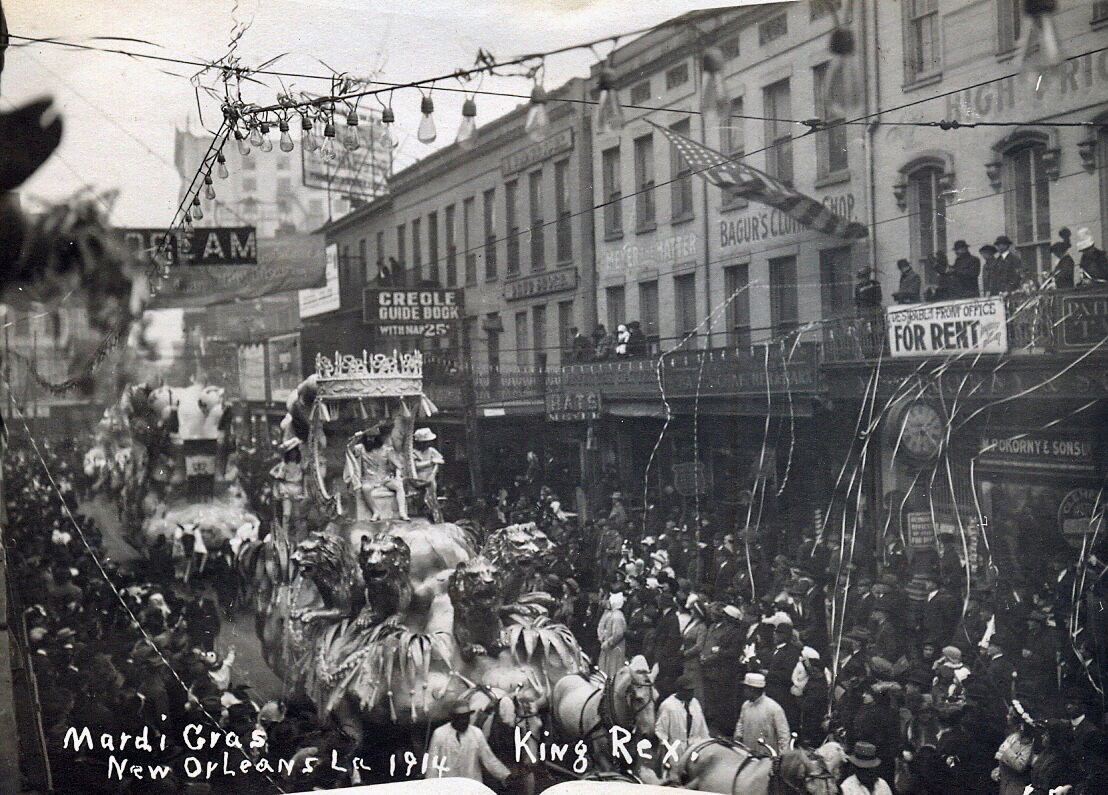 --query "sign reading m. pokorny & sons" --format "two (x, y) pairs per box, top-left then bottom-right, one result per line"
(886, 296), (1008, 358)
